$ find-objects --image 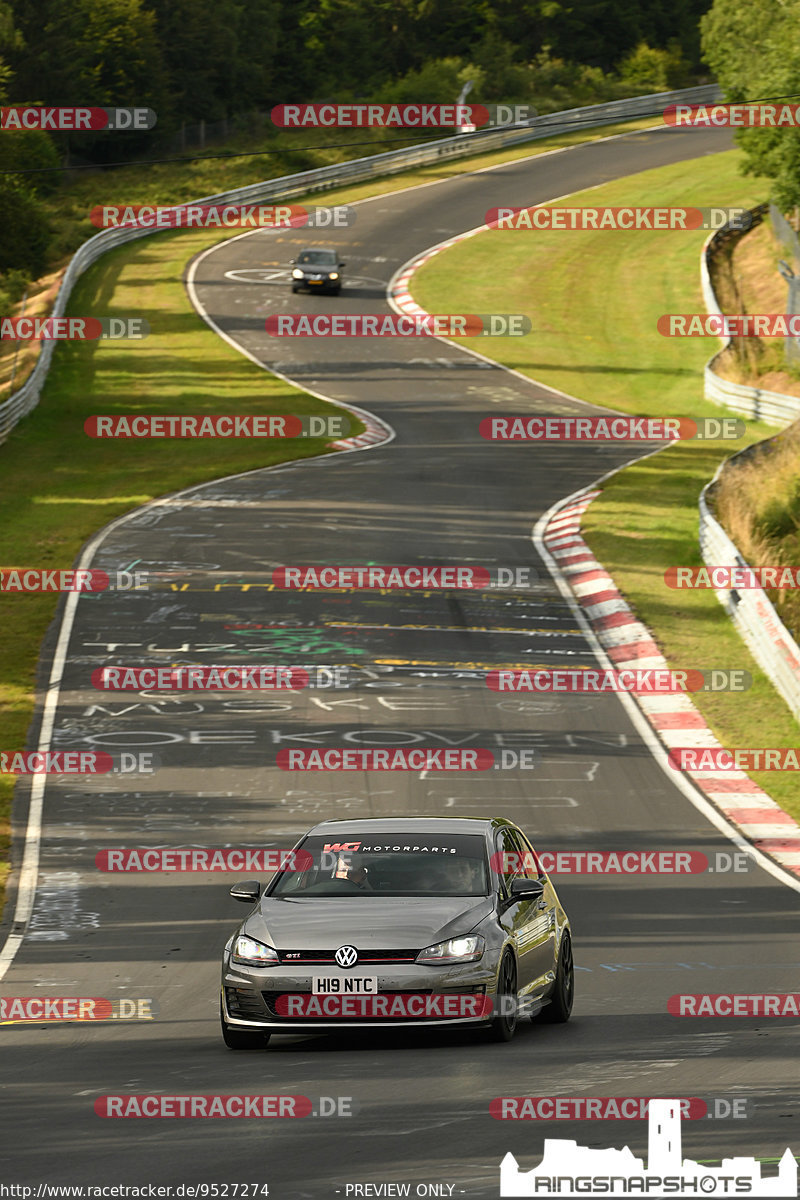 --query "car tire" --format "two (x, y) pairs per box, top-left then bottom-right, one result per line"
(221, 1004), (271, 1050)
(291, 285), (299, 293)
(538, 931), (574, 1023)
(330, 286), (341, 295)
(487, 951), (518, 1042)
